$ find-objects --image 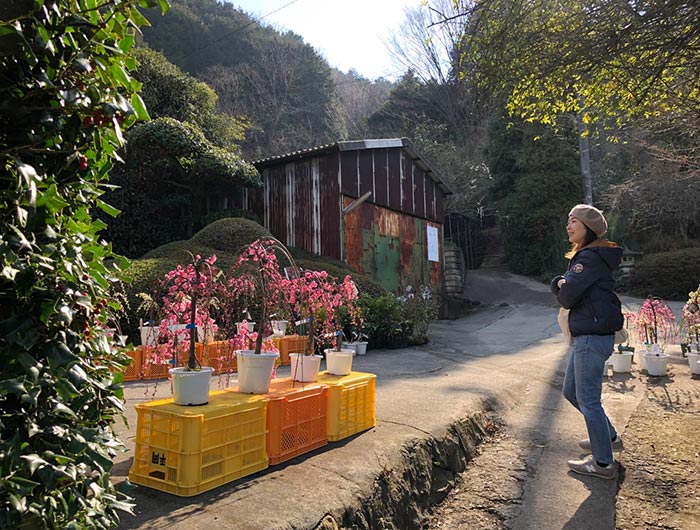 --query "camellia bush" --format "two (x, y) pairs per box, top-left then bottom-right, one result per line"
(0, 1), (167, 528)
